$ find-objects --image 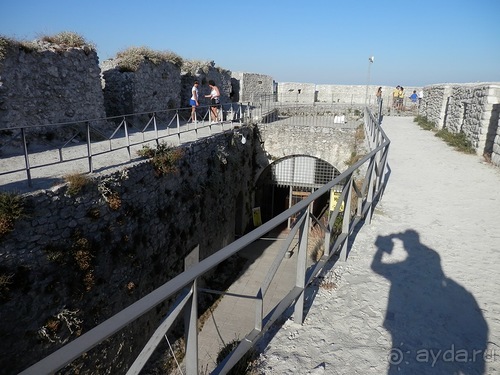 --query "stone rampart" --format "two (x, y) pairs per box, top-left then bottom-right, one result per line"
(100, 59), (181, 117)
(420, 83), (500, 161)
(180, 62), (233, 108)
(277, 82), (421, 107)
(231, 72), (274, 103)
(0, 41), (106, 137)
